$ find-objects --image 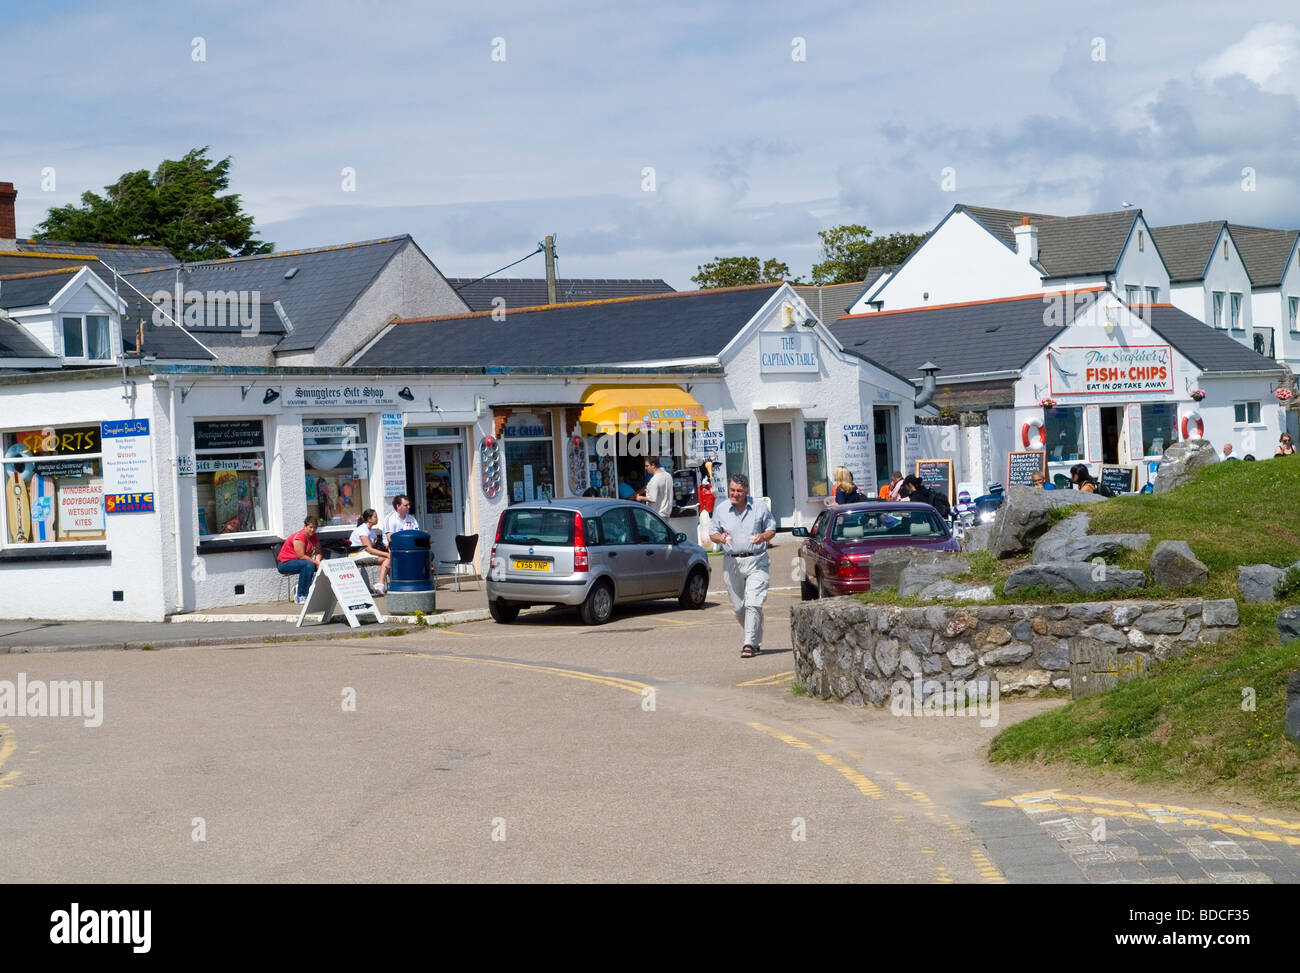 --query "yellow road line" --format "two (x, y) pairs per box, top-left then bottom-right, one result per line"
(748, 722), (814, 750)
(794, 726), (835, 745)
(735, 670), (795, 687)
(395, 652), (650, 695)
(437, 628), (477, 636)
(846, 750), (862, 759)
(815, 752), (885, 799)
(970, 848), (1008, 884)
